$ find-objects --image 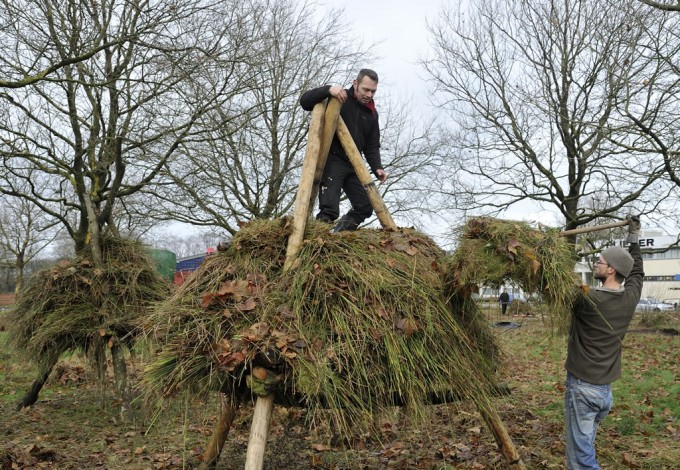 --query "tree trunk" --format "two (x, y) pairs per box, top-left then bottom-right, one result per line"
(17, 356), (58, 410)
(199, 393), (241, 469)
(244, 394), (275, 470)
(14, 252), (25, 293)
(94, 336), (108, 408)
(83, 192), (103, 266)
(335, 117), (397, 230)
(110, 340), (131, 420)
